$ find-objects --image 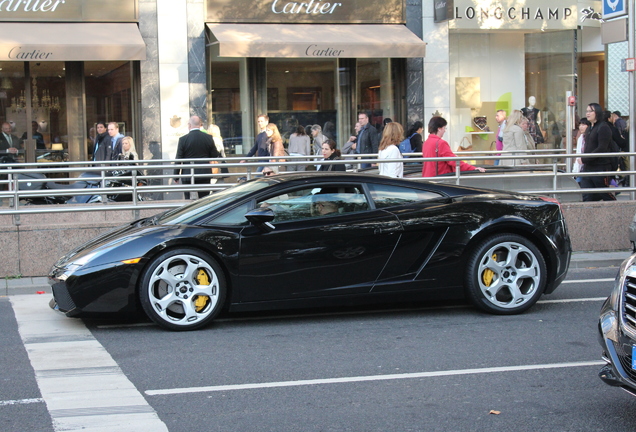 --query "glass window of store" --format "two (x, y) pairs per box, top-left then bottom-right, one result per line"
(209, 58), (244, 155)
(85, 61), (135, 161)
(266, 59), (337, 147)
